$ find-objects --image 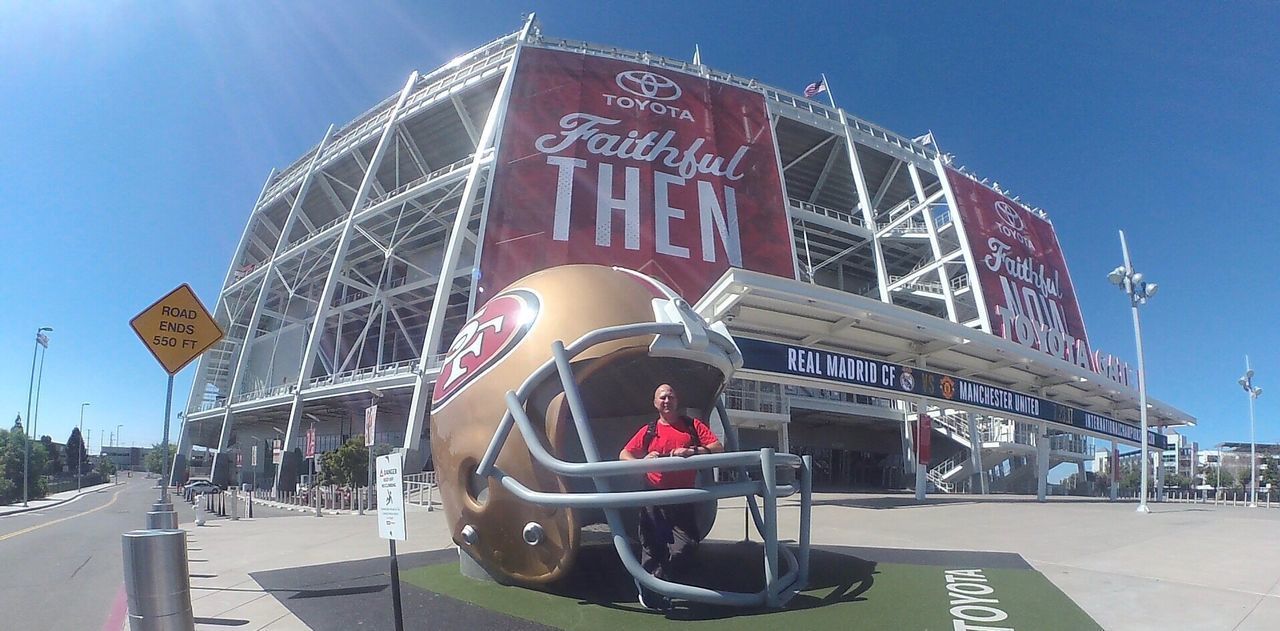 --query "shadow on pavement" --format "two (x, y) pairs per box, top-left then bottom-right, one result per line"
(536, 541), (876, 620)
